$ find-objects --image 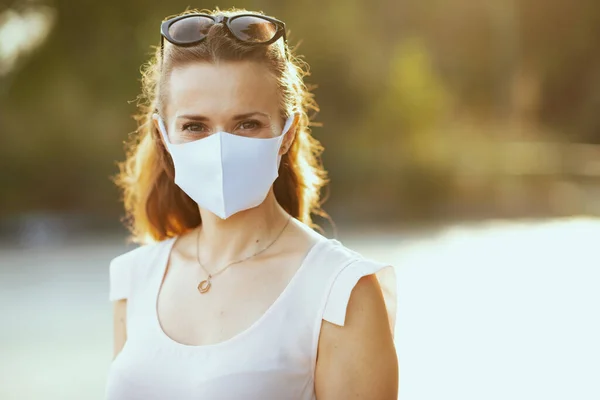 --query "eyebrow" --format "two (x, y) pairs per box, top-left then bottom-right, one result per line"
(176, 112), (271, 121)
